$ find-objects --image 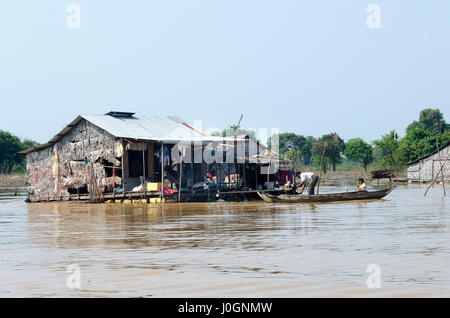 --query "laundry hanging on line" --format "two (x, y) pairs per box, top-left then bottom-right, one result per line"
(159, 145), (171, 165)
